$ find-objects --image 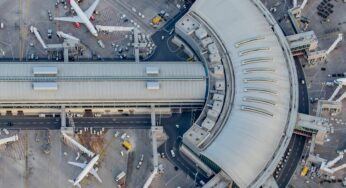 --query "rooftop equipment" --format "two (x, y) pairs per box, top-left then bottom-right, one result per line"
(33, 67), (58, 76)
(32, 82), (58, 91)
(146, 81), (160, 90)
